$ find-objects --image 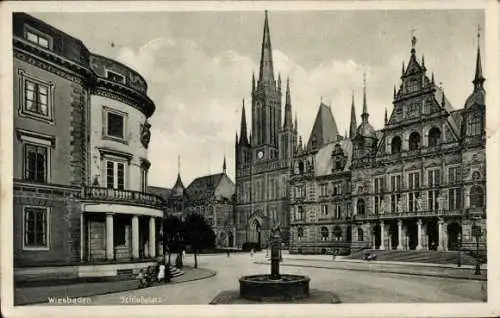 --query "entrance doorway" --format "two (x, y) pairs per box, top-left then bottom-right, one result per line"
(373, 224), (381, 249)
(407, 222), (418, 250)
(427, 219), (439, 251)
(388, 223), (399, 250)
(249, 219), (261, 246)
(228, 231), (234, 247)
(447, 222), (462, 251)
